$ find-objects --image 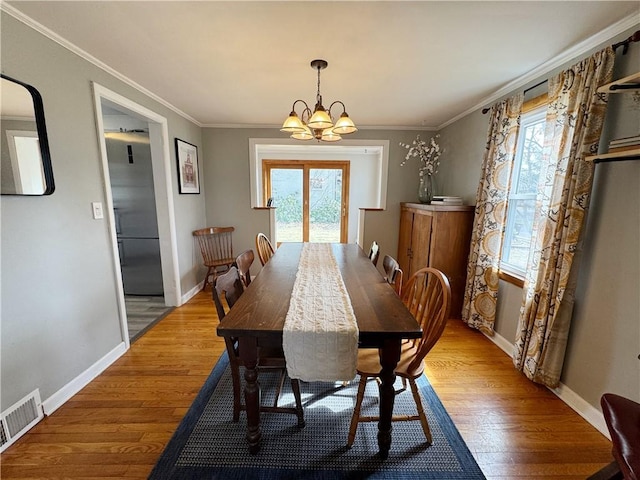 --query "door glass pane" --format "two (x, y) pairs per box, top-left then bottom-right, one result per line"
(271, 168), (303, 243)
(309, 168), (342, 243)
